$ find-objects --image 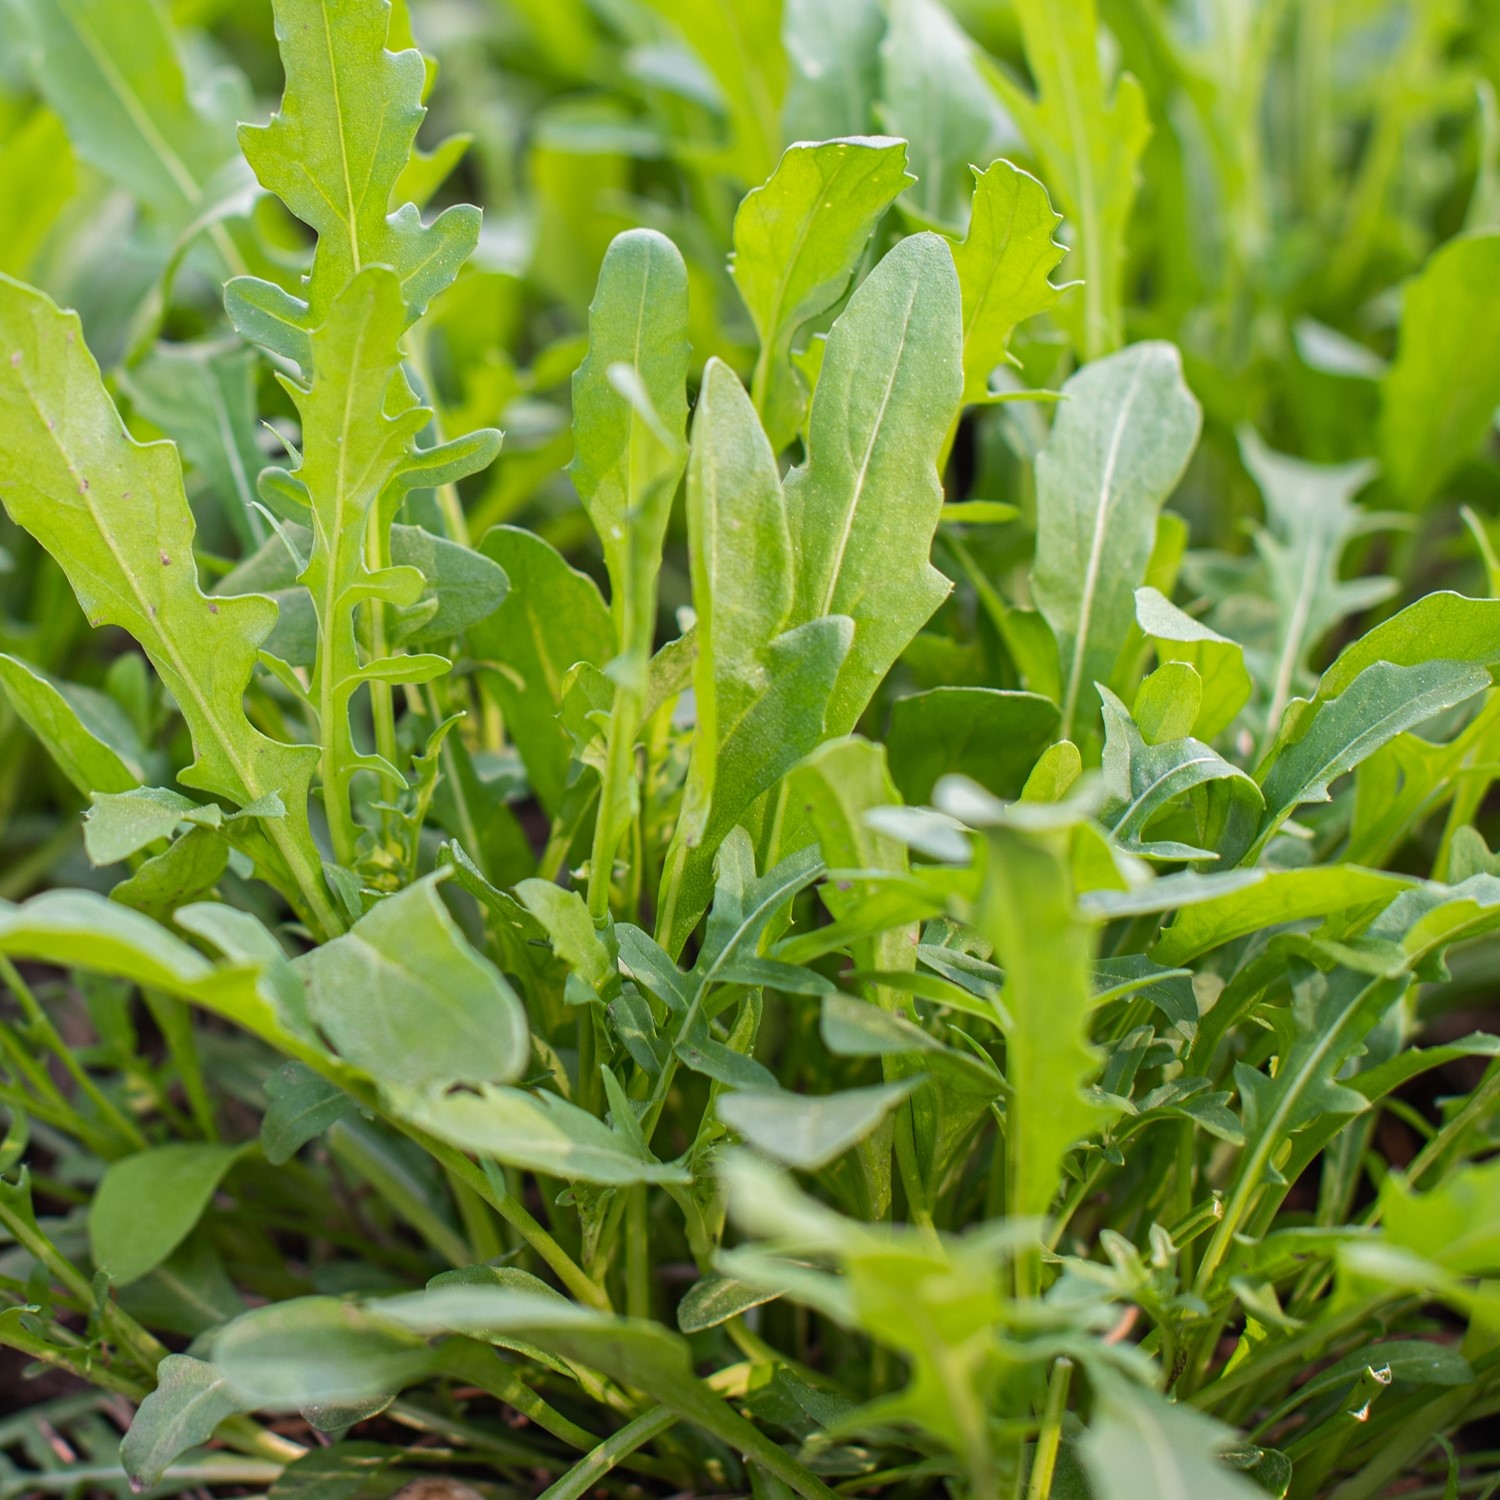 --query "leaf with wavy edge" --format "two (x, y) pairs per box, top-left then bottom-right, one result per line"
(787, 232), (963, 738)
(235, 0), (479, 330)
(0, 276), (336, 935)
